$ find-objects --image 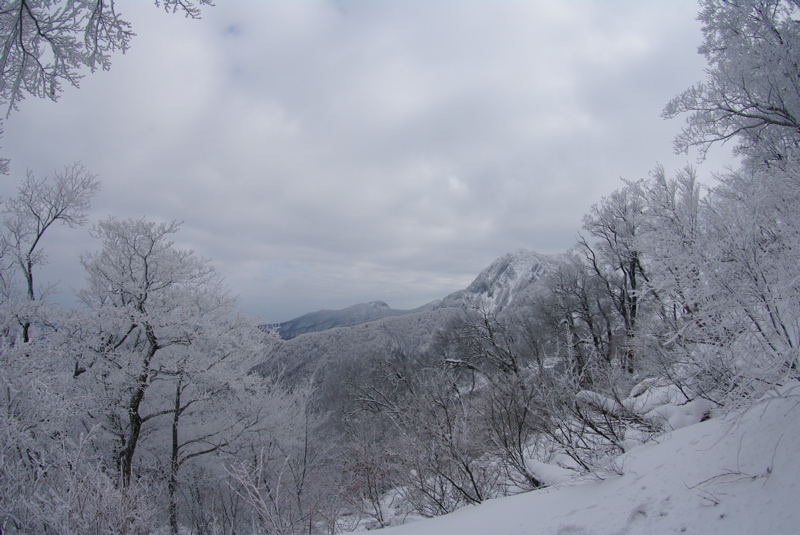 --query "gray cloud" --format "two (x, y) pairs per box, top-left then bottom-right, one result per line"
(1, 0), (734, 322)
